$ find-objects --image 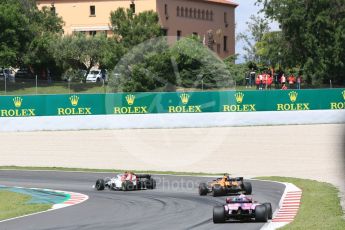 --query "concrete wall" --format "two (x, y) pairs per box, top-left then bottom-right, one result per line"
(0, 110), (344, 132)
